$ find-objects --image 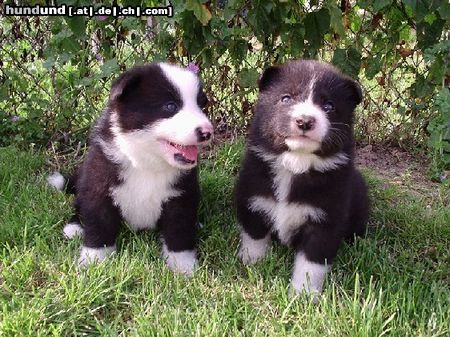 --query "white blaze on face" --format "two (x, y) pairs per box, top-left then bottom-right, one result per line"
(154, 63), (213, 146)
(285, 80), (330, 153)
